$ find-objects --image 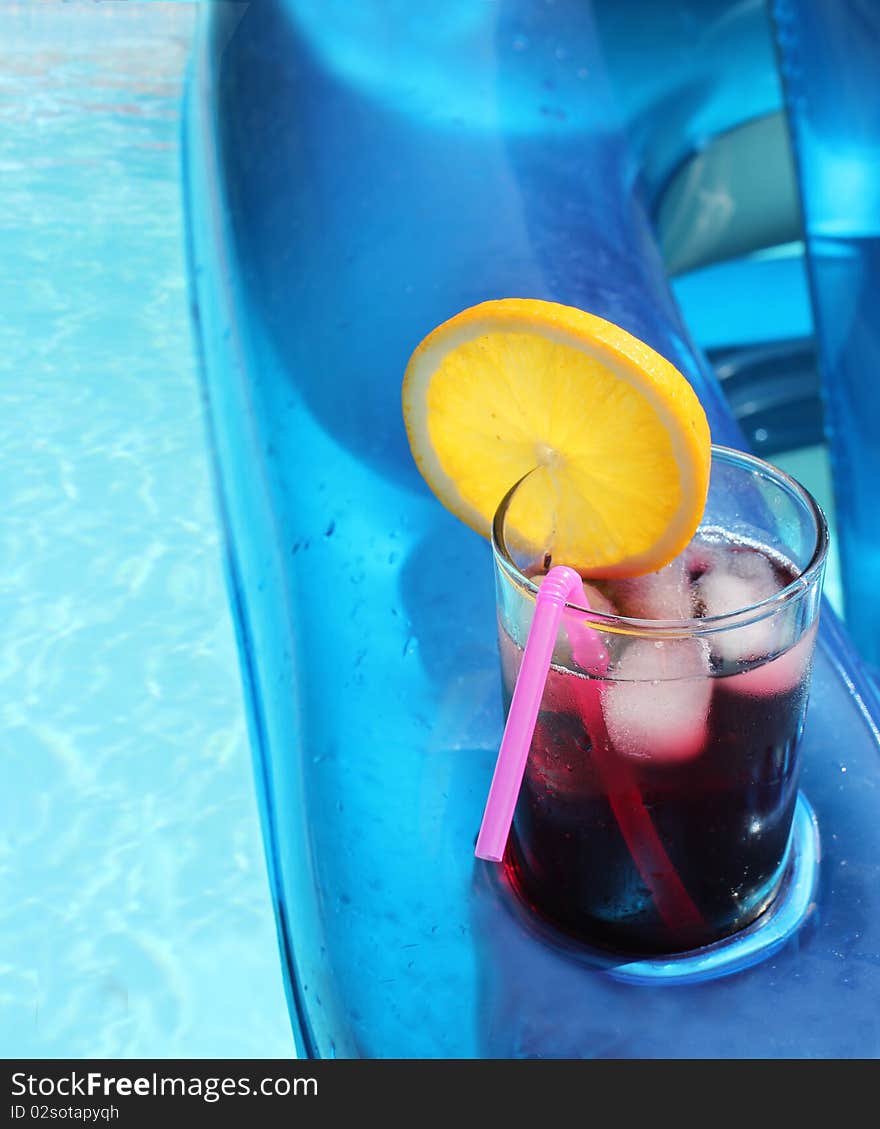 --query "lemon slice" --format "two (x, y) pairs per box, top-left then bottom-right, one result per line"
(402, 298), (710, 578)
